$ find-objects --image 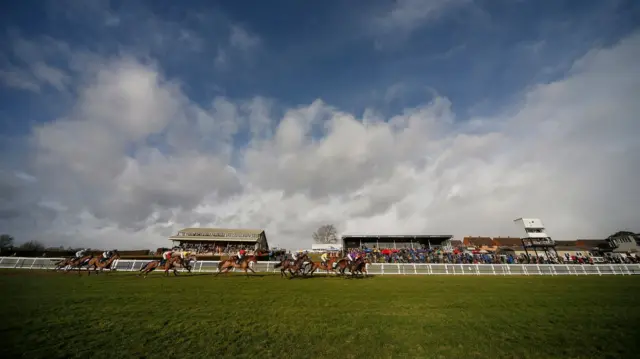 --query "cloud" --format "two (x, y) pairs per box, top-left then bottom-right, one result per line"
(229, 25), (261, 51)
(2, 27), (639, 249)
(368, 0), (471, 48)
